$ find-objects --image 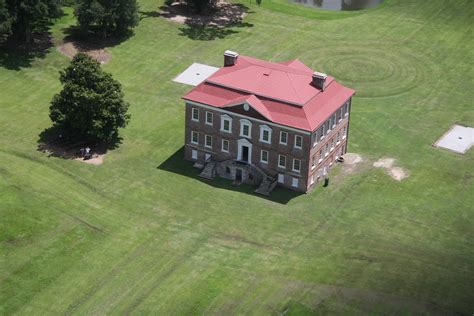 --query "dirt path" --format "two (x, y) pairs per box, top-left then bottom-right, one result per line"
(57, 42), (111, 64)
